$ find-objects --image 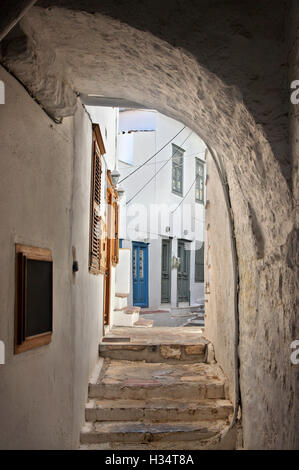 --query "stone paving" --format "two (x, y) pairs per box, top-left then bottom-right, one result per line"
(102, 326), (206, 344)
(81, 326), (234, 449)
